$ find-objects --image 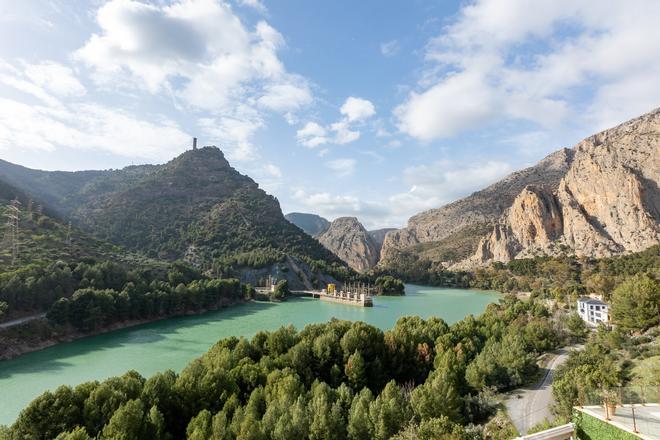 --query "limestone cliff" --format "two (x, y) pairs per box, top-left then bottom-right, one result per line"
(466, 108), (660, 266)
(380, 148), (573, 264)
(318, 217), (379, 272)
